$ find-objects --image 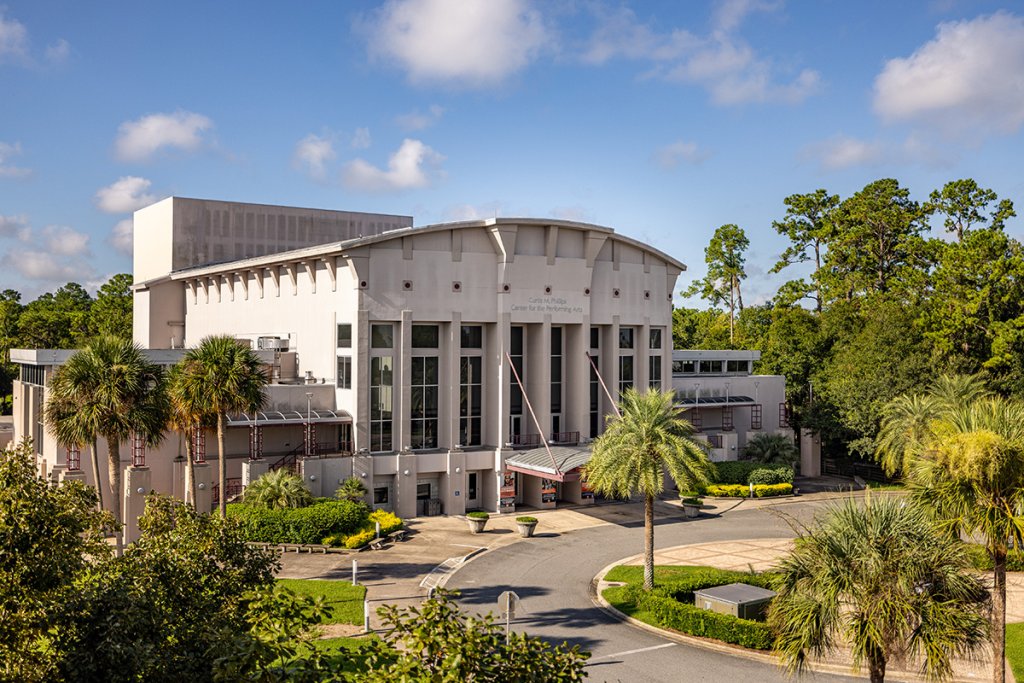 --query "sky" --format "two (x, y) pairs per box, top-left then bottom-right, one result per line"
(1, 0), (1023, 304)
